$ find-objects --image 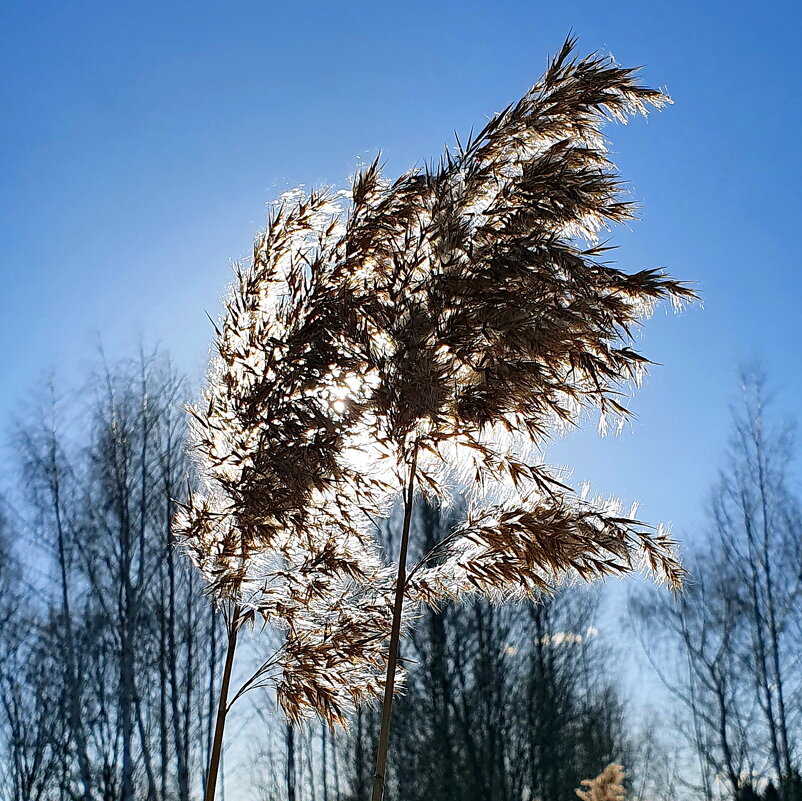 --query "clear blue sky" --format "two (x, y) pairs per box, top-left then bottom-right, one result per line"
(2, 0), (801, 540)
